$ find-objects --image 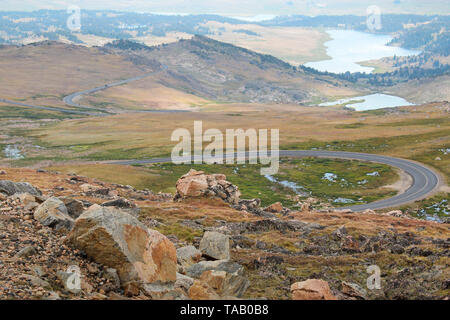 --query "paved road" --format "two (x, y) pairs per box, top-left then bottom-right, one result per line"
(63, 65), (169, 112)
(107, 150), (440, 211)
(1, 66), (169, 116)
(63, 72), (160, 111)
